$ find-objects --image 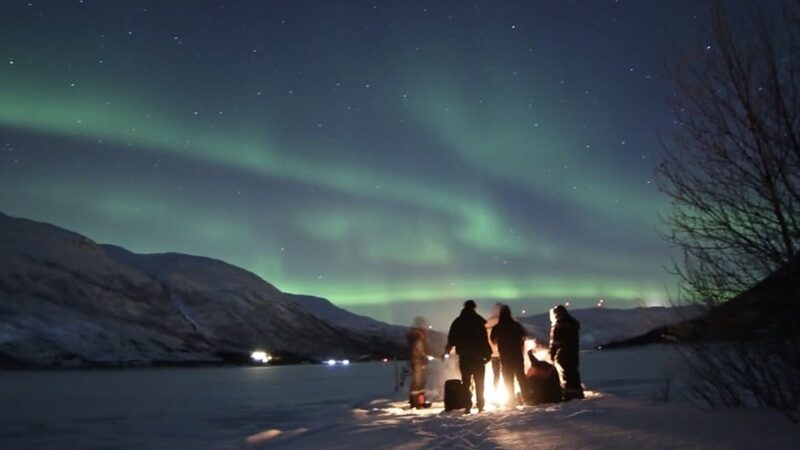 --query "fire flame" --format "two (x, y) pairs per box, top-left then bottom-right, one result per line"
(471, 339), (551, 410)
